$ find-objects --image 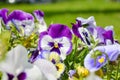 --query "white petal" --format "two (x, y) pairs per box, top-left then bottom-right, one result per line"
(78, 27), (91, 46)
(86, 72), (102, 80)
(1, 72), (8, 80)
(34, 59), (57, 80)
(40, 35), (53, 50)
(105, 26), (113, 31)
(36, 23), (47, 33)
(77, 16), (96, 27)
(22, 20), (34, 36)
(45, 74), (57, 80)
(59, 37), (71, 59)
(25, 65), (46, 80)
(0, 45), (32, 74)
